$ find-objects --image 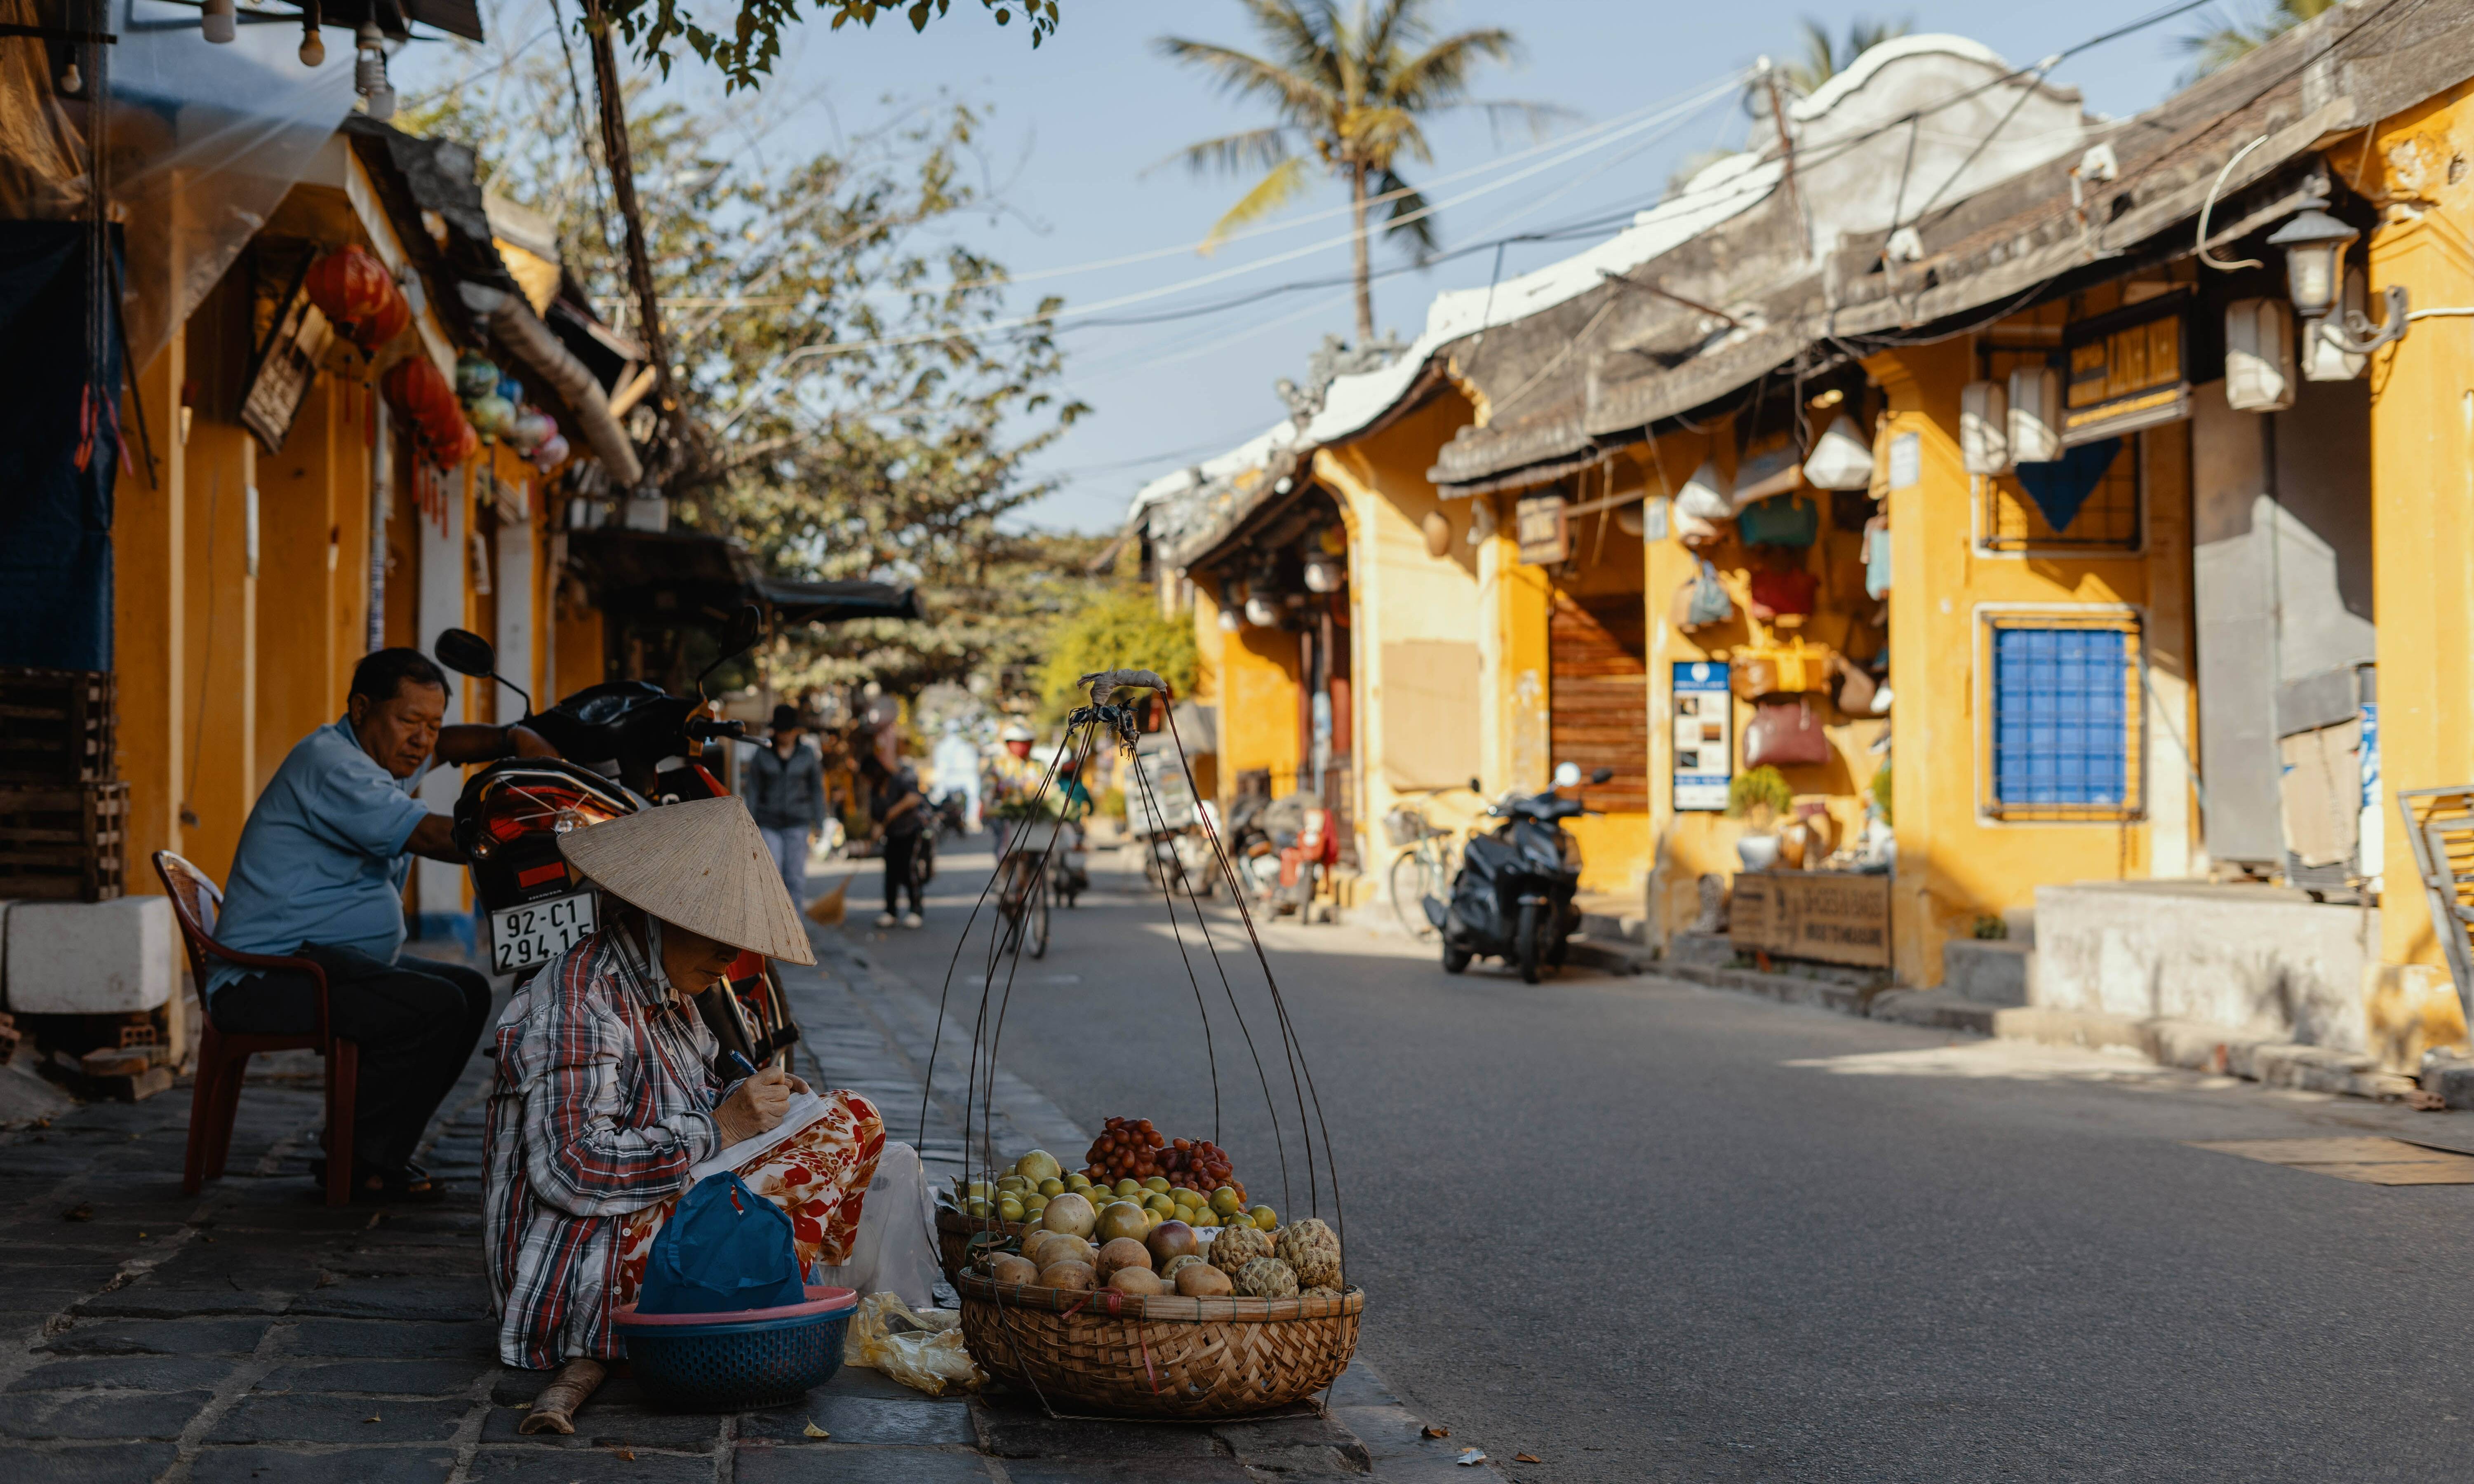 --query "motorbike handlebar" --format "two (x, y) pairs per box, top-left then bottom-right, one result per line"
(685, 719), (747, 740)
